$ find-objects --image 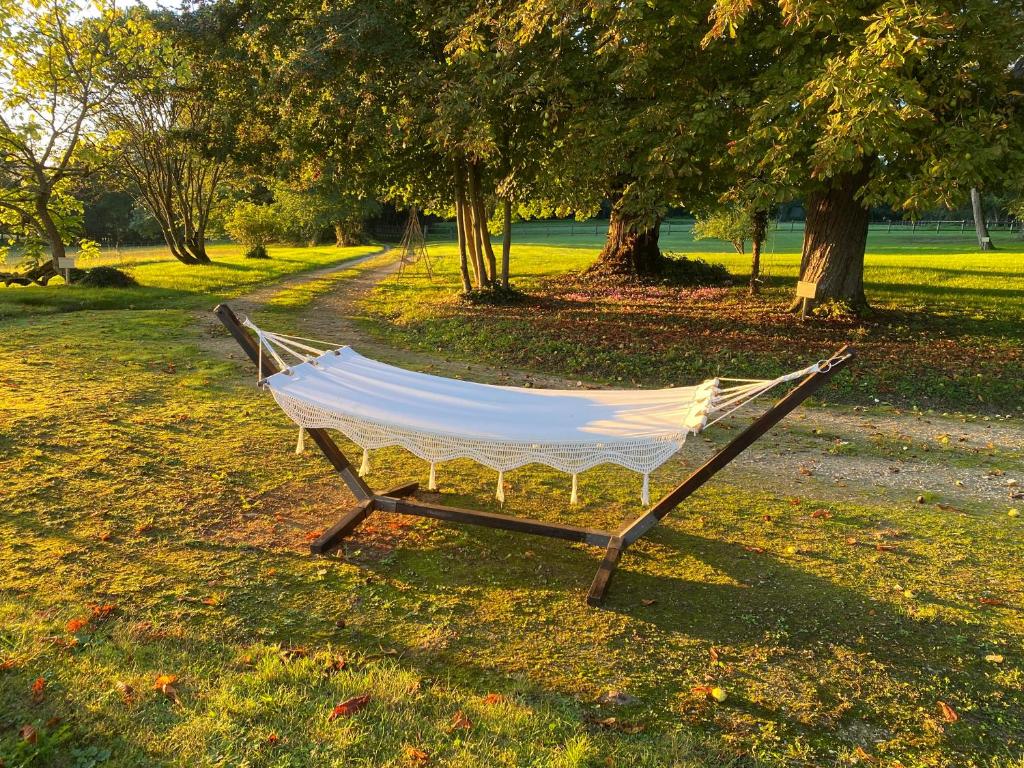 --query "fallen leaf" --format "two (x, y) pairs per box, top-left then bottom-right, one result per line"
(938, 701), (958, 722)
(0, 658), (17, 670)
(91, 604), (116, 622)
(266, 733), (280, 745)
(450, 710), (472, 730)
(98, 531), (113, 542)
(691, 685), (713, 697)
(709, 646), (720, 663)
(305, 530), (323, 542)
(483, 692), (505, 705)
(31, 677), (46, 703)
(810, 509), (832, 519)
(743, 545), (766, 554)
(984, 654), (1004, 664)
(875, 543), (896, 552)
(153, 674), (178, 689)
(19, 724), (37, 744)
(405, 746), (429, 765)
(853, 745), (874, 762)
(845, 537), (858, 545)
(279, 647), (307, 662)
(65, 617), (88, 633)
(978, 597), (1005, 606)
(594, 716), (645, 733)
(324, 656), (347, 674)
(640, 599), (656, 606)
(329, 693), (371, 720)
(115, 680), (135, 703)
